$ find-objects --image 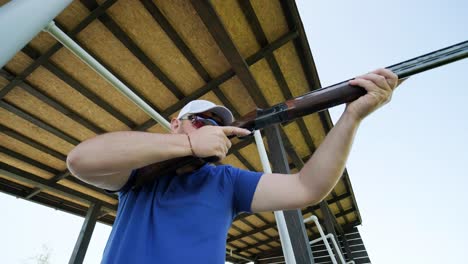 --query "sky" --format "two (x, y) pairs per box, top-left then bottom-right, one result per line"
(1, 0), (467, 263)
(297, 0), (468, 263)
